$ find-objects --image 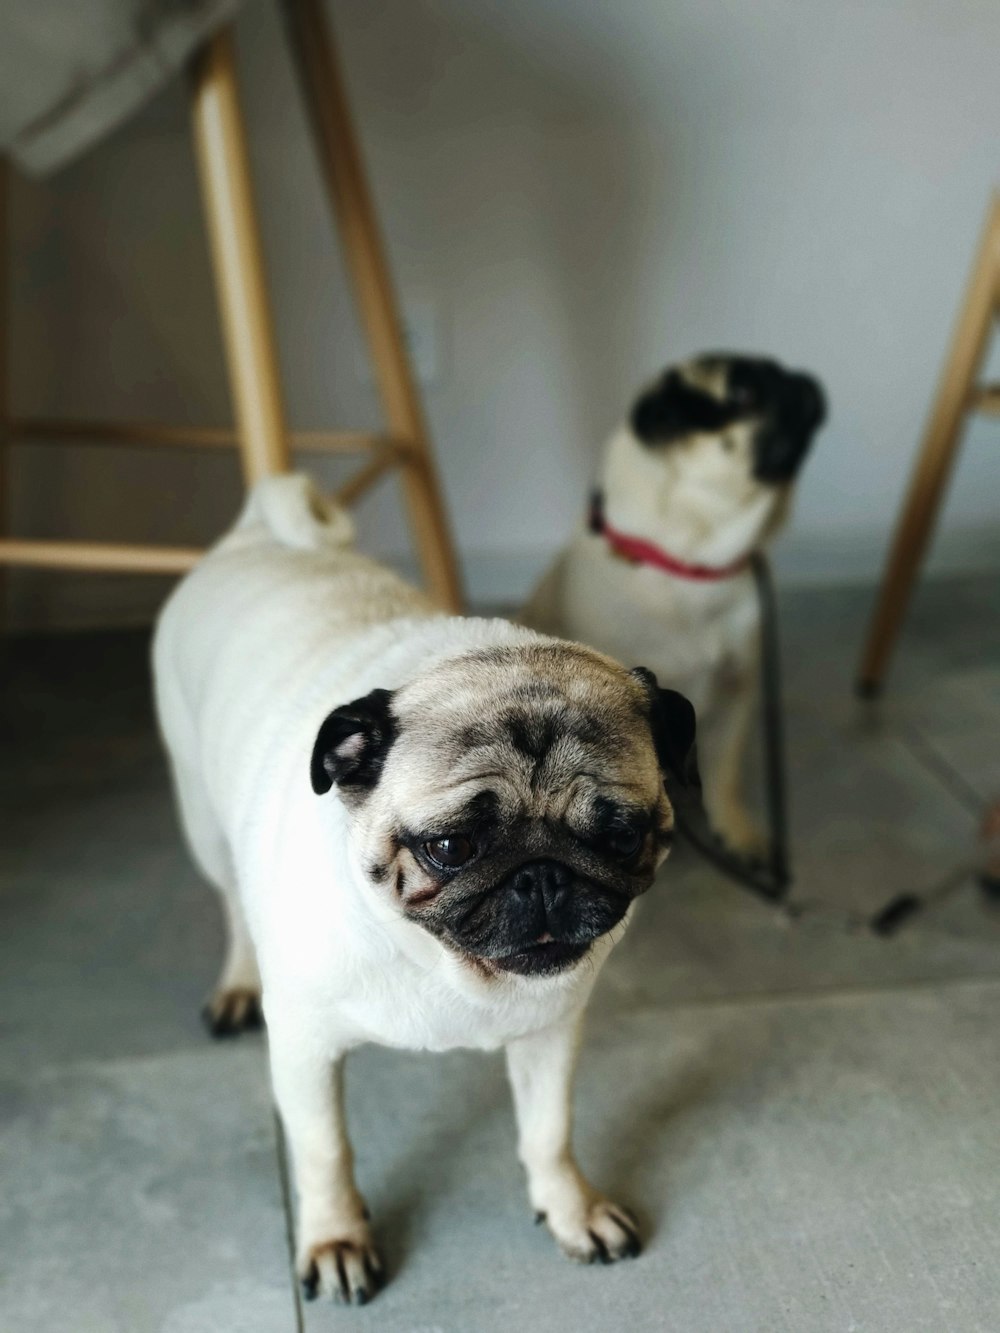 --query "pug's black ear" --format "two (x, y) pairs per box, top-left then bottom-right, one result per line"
(310, 688), (397, 795)
(630, 667), (701, 790)
(630, 371), (689, 444)
(630, 368), (729, 446)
